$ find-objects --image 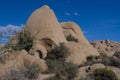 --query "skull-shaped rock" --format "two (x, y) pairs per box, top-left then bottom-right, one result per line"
(25, 5), (66, 59)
